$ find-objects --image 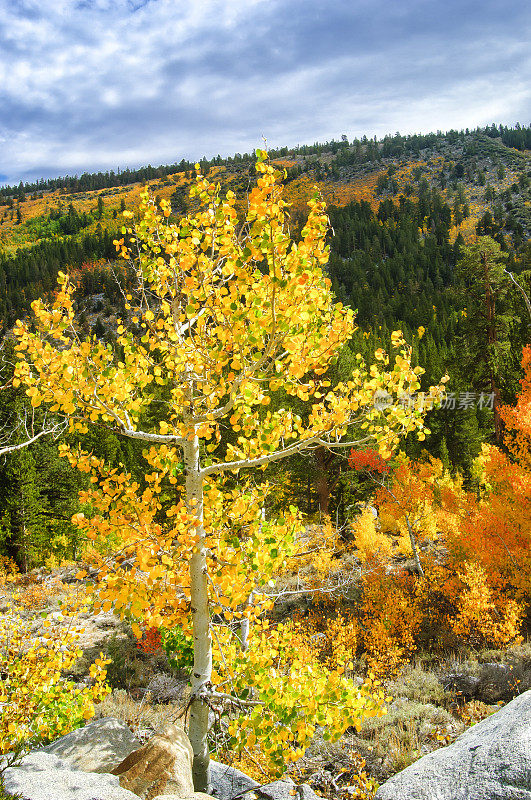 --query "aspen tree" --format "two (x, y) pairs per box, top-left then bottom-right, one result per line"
(14, 152), (446, 790)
